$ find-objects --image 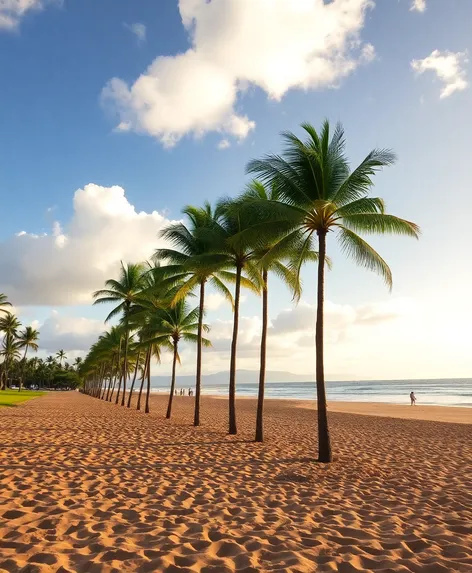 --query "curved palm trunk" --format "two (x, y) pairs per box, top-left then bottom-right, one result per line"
(144, 351), (152, 414)
(105, 362), (114, 401)
(137, 348), (150, 411)
(255, 270), (268, 442)
(166, 341), (178, 419)
(316, 231), (332, 463)
(228, 265), (242, 434)
(127, 351), (141, 408)
(109, 375), (117, 401)
(194, 280), (205, 427)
